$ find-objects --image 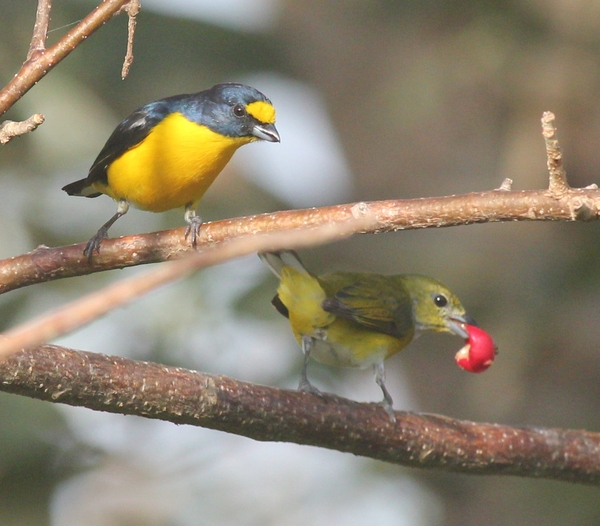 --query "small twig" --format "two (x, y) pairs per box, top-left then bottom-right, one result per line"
(120, 0), (140, 79)
(27, 0), (52, 60)
(0, 113), (45, 144)
(1, 344), (600, 486)
(542, 111), (570, 198)
(0, 218), (371, 359)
